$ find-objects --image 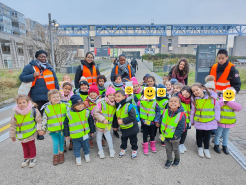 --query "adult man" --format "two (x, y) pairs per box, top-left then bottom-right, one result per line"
(131, 58), (138, 73)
